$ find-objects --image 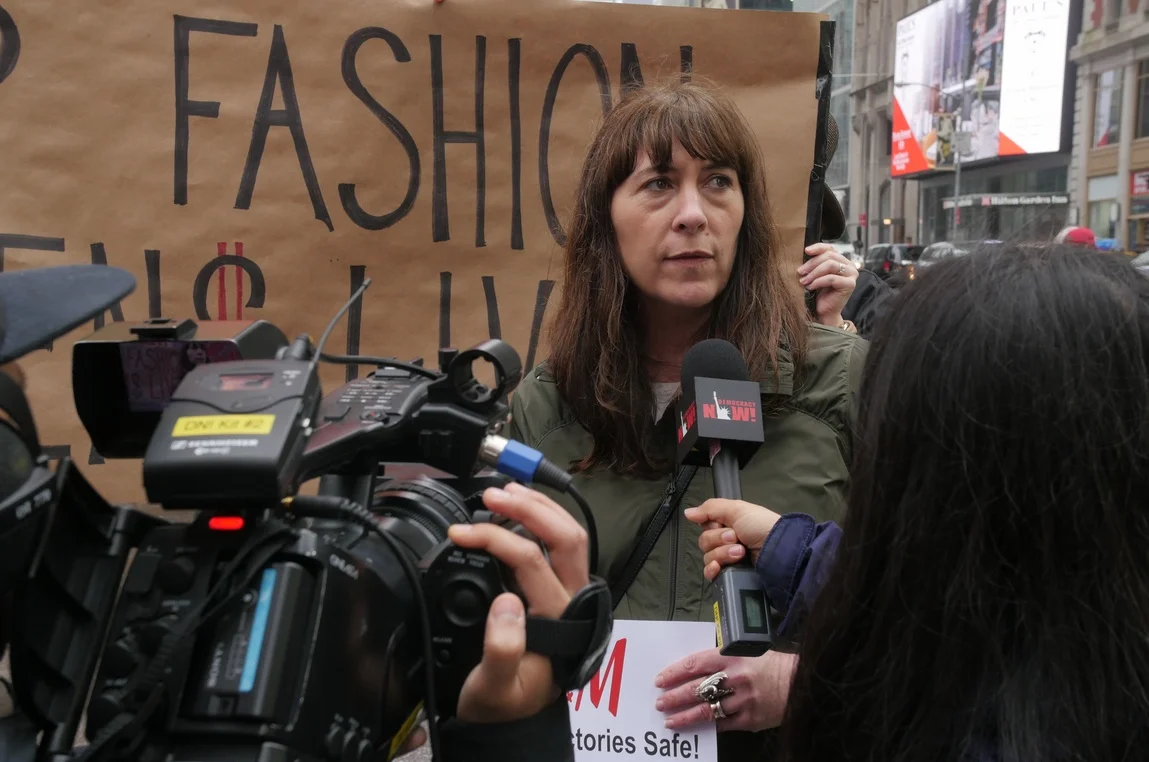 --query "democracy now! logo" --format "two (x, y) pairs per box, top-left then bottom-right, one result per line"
(700, 390), (757, 423)
(567, 621), (718, 761)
